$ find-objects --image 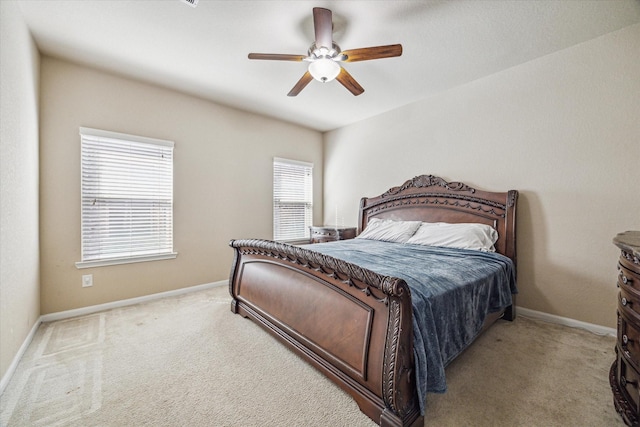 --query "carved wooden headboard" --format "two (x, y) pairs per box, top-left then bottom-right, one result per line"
(358, 174), (518, 265)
